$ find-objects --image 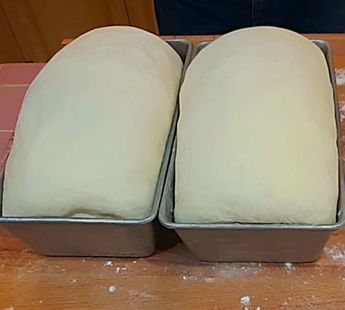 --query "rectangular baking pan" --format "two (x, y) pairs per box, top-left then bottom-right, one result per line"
(0, 39), (192, 257)
(159, 39), (345, 262)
